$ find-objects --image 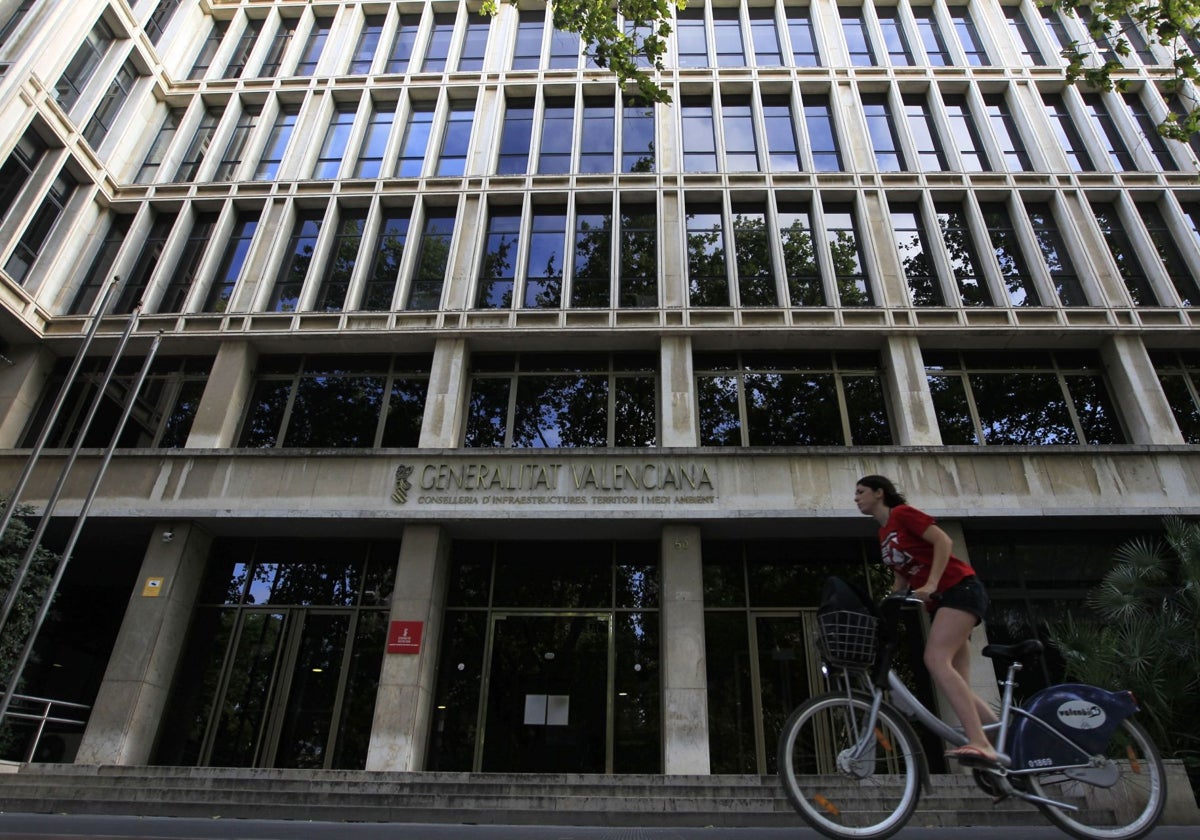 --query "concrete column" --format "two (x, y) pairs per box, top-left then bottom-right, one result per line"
(1100, 335), (1184, 445)
(75, 522), (212, 765)
(185, 341), (258, 448)
(860, 190), (909, 309)
(882, 335), (940, 446)
(419, 337), (469, 448)
(660, 523), (710, 774)
(0, 344), (55, 448)
(937, 522), (1001, 718)
(660, 336), (697, 447)
(366, 524), (451, 771)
